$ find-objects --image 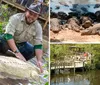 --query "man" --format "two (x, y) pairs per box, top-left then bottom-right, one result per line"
(0, 3), (43, 72)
